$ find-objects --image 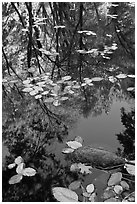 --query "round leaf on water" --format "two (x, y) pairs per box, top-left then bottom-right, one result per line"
(108, 172), (122, 186)
(86, 184), (94, 193)
(69, 180), (81, 190)
(52, 187), (78, 202)
(127, 75), (135, 78)
(116, 73), (127, 79)
(14, 156), (23, 165)
(35, 94), (42, 99)
(8, 163), (16, 169)
(89, 192), (97, 202)
(9, 174), (23, 184)
(42, 91), (49, 95)
(30, 90), (39, 96)
(53, 100), (60, 107)
(22, 167), (36, 176)
(91, 77), (103, 81)
(23, 79), (31, 84)
(114, 185), (123, 194)
(44, 98), (54, 103)
(62, 76), (71, 81)
(22, 87), (33, 92)
(120, 181), (129, 190)
(60, 97), (69, 101)
(66, 141), (82, 149)
(74, 136), (83, 145)
(108, 76), (117, 83)
(127, 87), (135, 91)
(62, 148), (74, 154)
(124, 164), (135, 175)
(70, 163), (79, 172)
(16, 163), (25, 174)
